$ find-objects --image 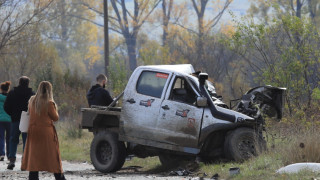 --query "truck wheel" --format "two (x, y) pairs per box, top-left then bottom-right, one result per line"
(224, 128), (265, 161)
(90, 131), (126, 173)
